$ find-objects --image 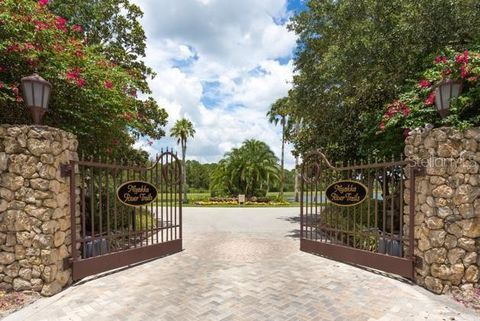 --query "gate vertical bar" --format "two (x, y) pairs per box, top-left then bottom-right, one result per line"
(179, 156), (183, 240)
(174, 152), (178, 240)
(90, 165), (95, 256)
(160, 151), (164, 243)
(80, 164), (86, 259)
(70, 160), (78, 263)
(390, 157), (395, 247)
(382, 162), (387, 254)
(150, 163), (154, 245)
(399, 160), (404, 257)
(315, 175), (319, 242)
(106, 163), (110, 251)
(409, 165), (416, 260)
(98, 164), (103, 254)
(155, 155), (159, 244)
(300, 163), (304, 241)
